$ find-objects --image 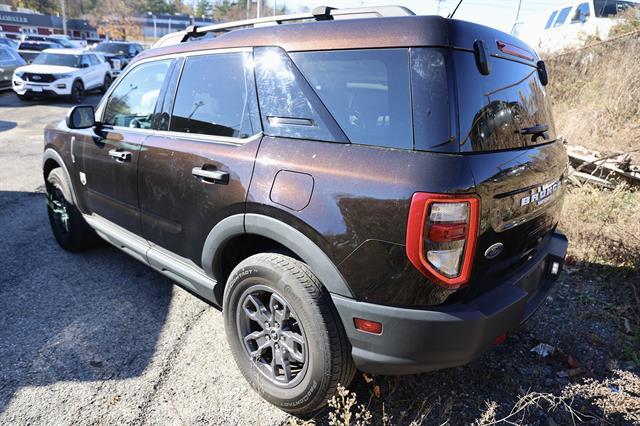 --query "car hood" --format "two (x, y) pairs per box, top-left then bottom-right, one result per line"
(16, 64), (78, 74)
